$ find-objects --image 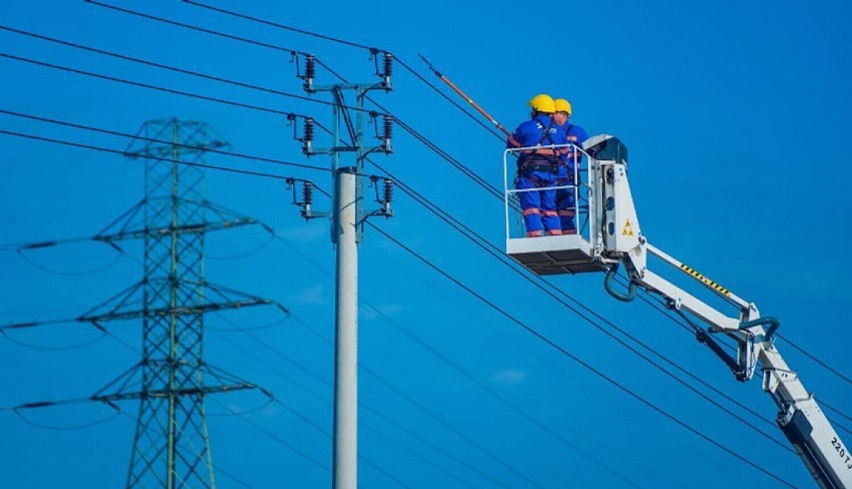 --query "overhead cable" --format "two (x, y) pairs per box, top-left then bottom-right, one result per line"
(367, 222), (799, 489)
